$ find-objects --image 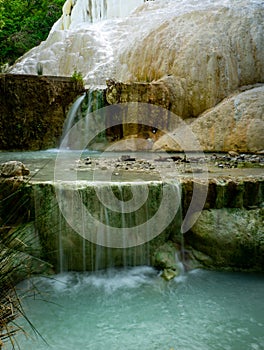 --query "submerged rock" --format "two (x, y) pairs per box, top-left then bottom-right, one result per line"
(161, 268), (178, 281)
(153, 242), (182, 280)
